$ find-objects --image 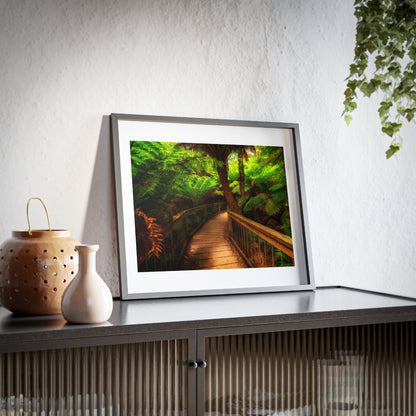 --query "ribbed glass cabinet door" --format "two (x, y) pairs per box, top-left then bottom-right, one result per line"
(0, 336), (194, 416)
(200, 322), (415, 416)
